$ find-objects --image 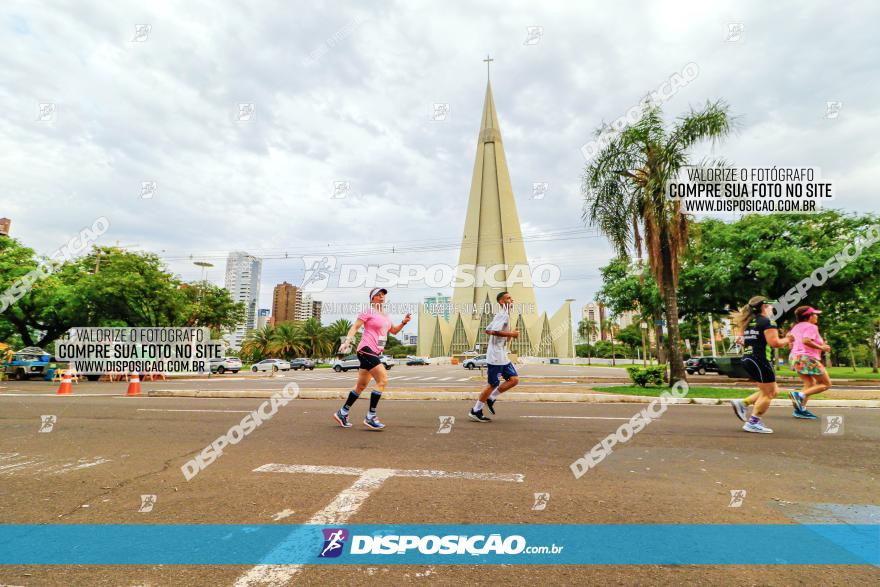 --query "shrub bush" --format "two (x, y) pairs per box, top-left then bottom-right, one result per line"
(625, 365), (665, 387)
